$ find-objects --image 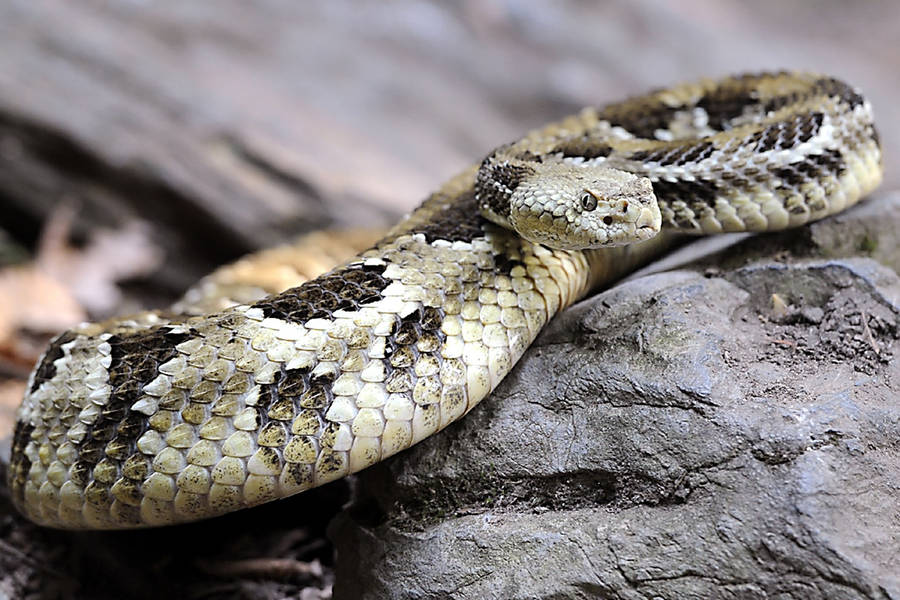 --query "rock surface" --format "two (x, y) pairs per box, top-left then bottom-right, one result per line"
(331, 193), (900, 600)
